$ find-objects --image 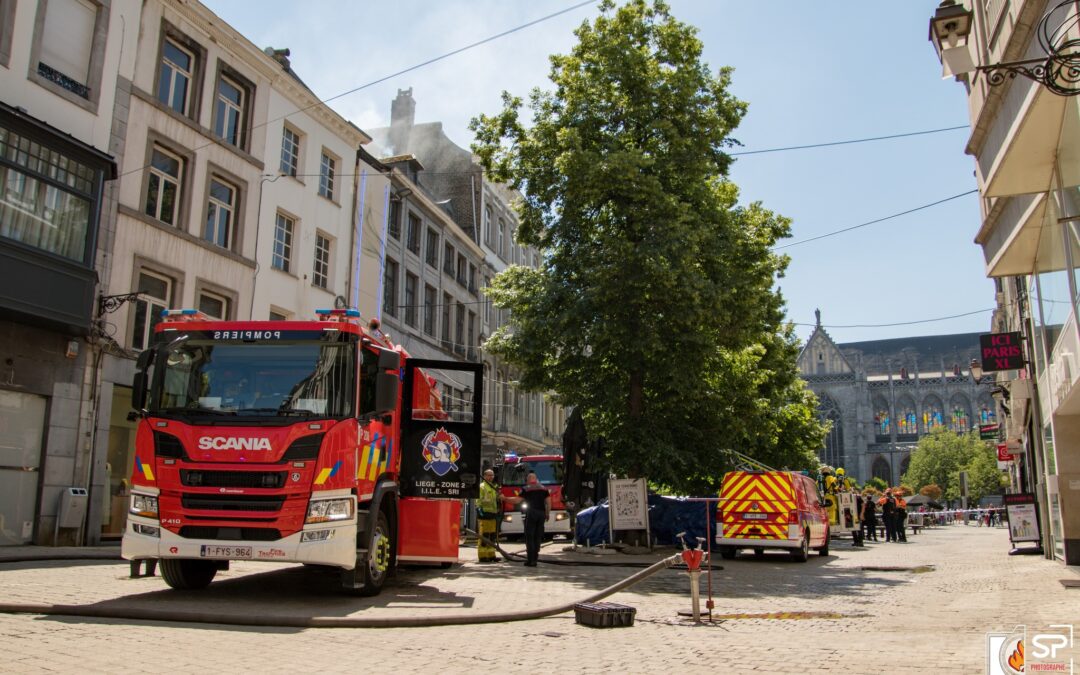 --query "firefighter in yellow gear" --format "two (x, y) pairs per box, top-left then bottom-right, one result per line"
(477, 469), (502, 562)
